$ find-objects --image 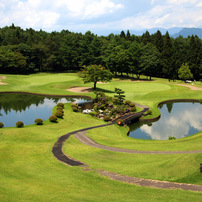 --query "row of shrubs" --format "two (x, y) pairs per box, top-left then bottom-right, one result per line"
(0, 103), (65, 128)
